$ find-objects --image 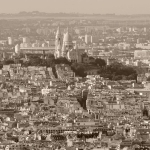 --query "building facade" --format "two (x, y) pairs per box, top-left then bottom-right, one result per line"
(55, 27), (85, 63)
